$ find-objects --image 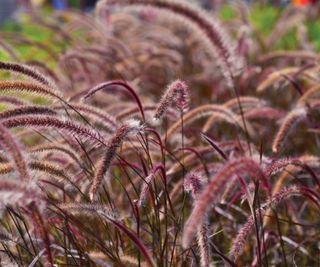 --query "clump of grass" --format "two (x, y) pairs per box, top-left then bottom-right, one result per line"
(0, 1), (319, 266)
